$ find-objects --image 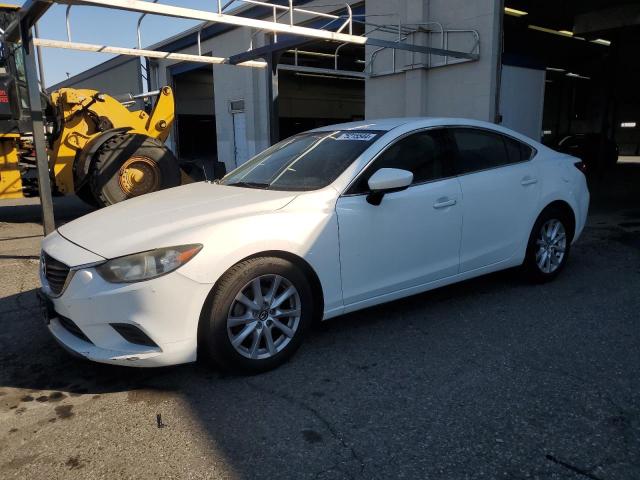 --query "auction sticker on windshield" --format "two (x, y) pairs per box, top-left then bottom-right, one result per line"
(335, 132), (378, 141)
